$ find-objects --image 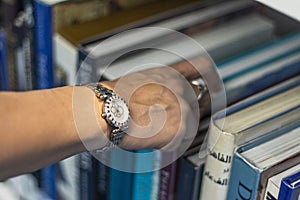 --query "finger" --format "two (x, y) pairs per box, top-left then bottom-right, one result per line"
(170, 56), (213, 81)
